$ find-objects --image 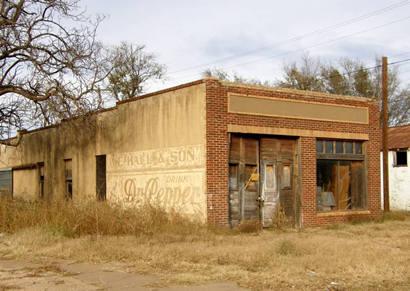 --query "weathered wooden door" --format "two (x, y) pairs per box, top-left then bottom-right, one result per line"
(259, 137), (297, 227)
(229, 135), (297, 227)
(229, 136), (259, 226)
(260, 161), (279, 227)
